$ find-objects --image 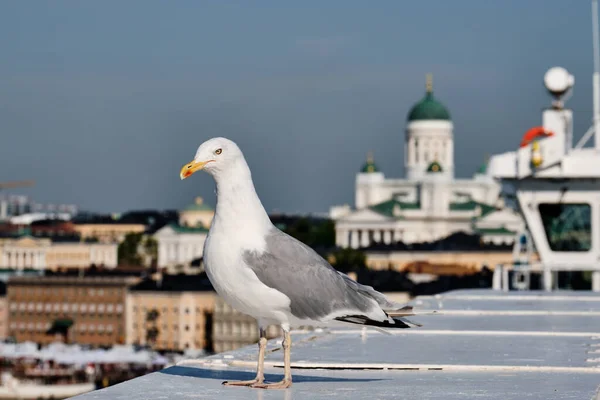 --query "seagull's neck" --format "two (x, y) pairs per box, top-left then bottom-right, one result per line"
(213, 160), (272, 235)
